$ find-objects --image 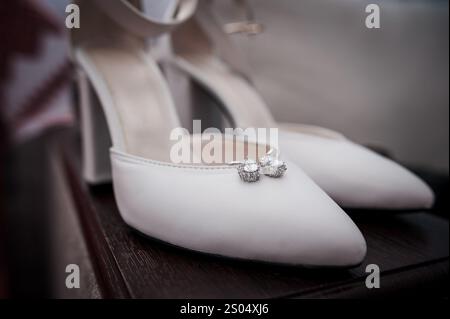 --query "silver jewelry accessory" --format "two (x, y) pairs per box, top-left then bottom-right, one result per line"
(259, 149), (287, 178)
(229, 159), (260, 183)
(228, 149), (286, 182)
